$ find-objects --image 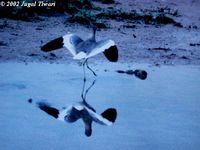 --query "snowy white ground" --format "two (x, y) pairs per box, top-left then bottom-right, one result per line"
(0, 62), (200, 150)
